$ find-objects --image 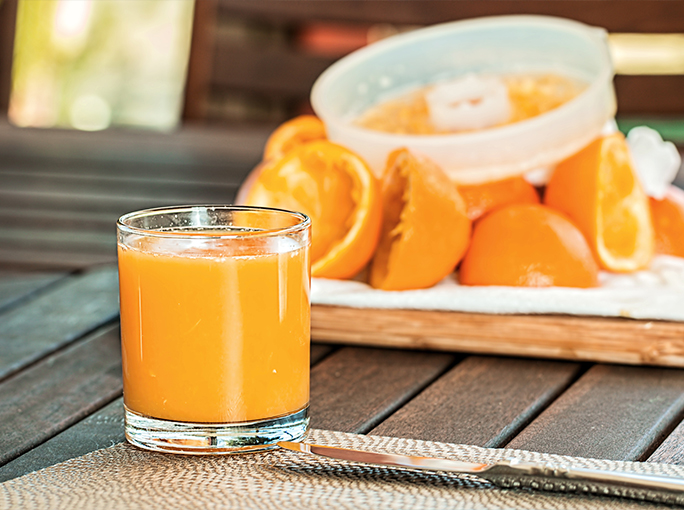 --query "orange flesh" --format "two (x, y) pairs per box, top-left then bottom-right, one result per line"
(263, 115), (326, 160)
(371, 162), (408, 286)
(245, 141), (382, 280)
(118, 240), (310, 424)
(651, 186), (684, 258)
(248, 149), (356, 263)
(356, 73), (585, 135)
(599, 140), (638, 259)
(544, 133), (654, 272)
